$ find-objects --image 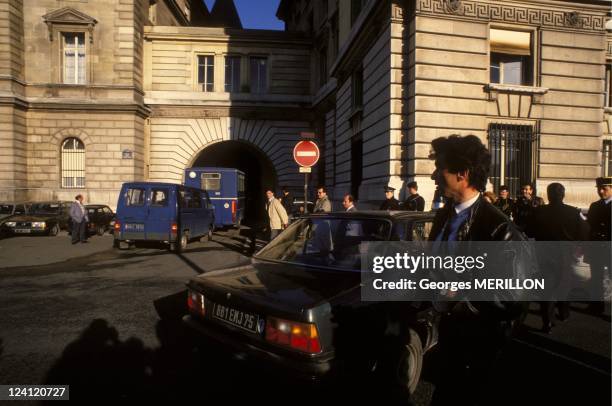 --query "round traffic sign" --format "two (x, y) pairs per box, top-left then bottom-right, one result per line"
(293, 140), (320, 167)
